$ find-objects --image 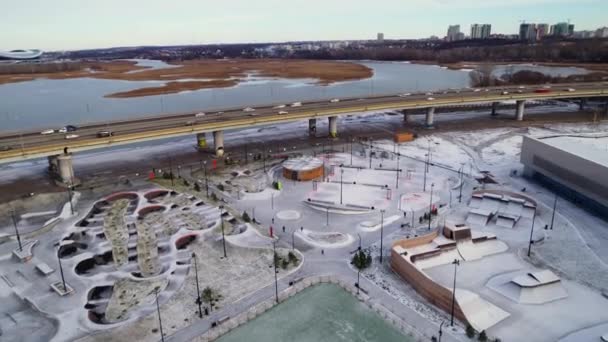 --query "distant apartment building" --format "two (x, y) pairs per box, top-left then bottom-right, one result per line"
(536, 24), (549, 40)
(377, 32), (384, 42)
(550, 22), (571, 37)
(470, 24), (491, 39)
(573, 30), (595, 39)
(519, 23), (537, 41)
(568, 24), (575, 35)
(447, 25), (462, 42)
(596, 27), (608, 38)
